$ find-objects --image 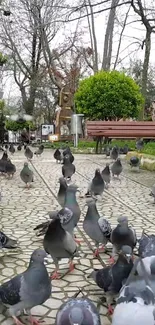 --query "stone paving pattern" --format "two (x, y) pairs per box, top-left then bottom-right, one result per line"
(0, 149), (155, 324)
